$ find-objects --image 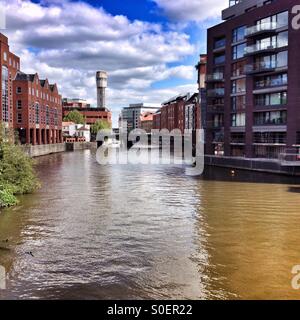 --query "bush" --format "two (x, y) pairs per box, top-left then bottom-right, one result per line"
(0, 143), (40, 195)
(0, 124), (40, 208)
(0, 187), (19, 208)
